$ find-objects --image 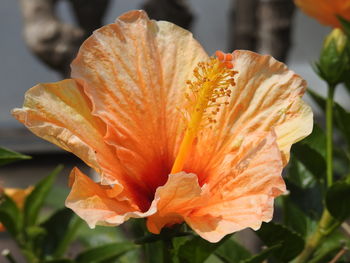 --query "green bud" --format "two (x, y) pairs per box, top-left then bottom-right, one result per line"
(316, 28), (349, 86)
(324, 29), (347, 53)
